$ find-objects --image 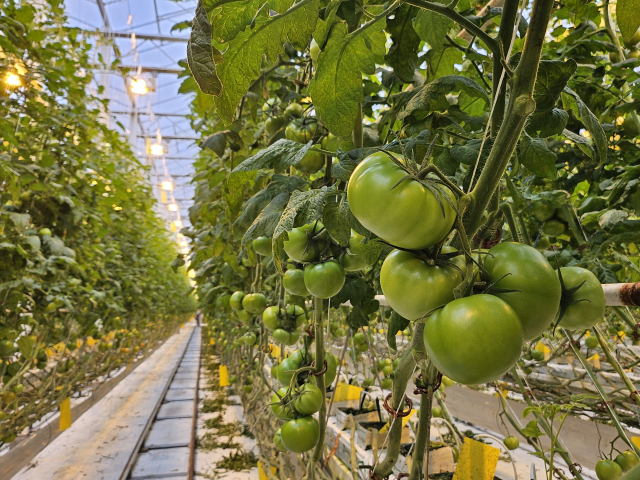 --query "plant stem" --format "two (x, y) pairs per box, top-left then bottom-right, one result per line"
(614, 306), (637, 329)
(564, 329), (640, 457)
(408, 370), (435, 480)
(500, 203), (521, 243)
(308, 297), (327, 478)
